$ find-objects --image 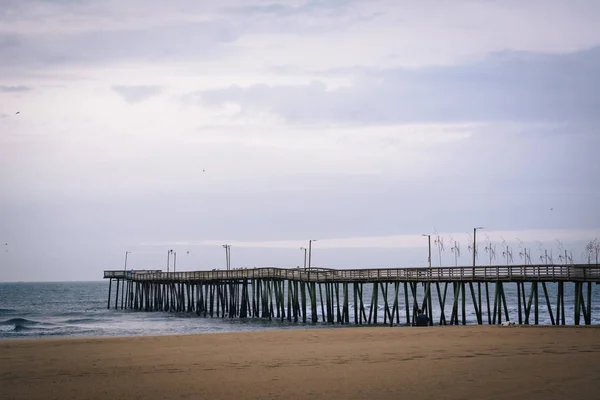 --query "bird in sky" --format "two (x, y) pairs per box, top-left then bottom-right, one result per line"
(15, 111), (19, 115)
